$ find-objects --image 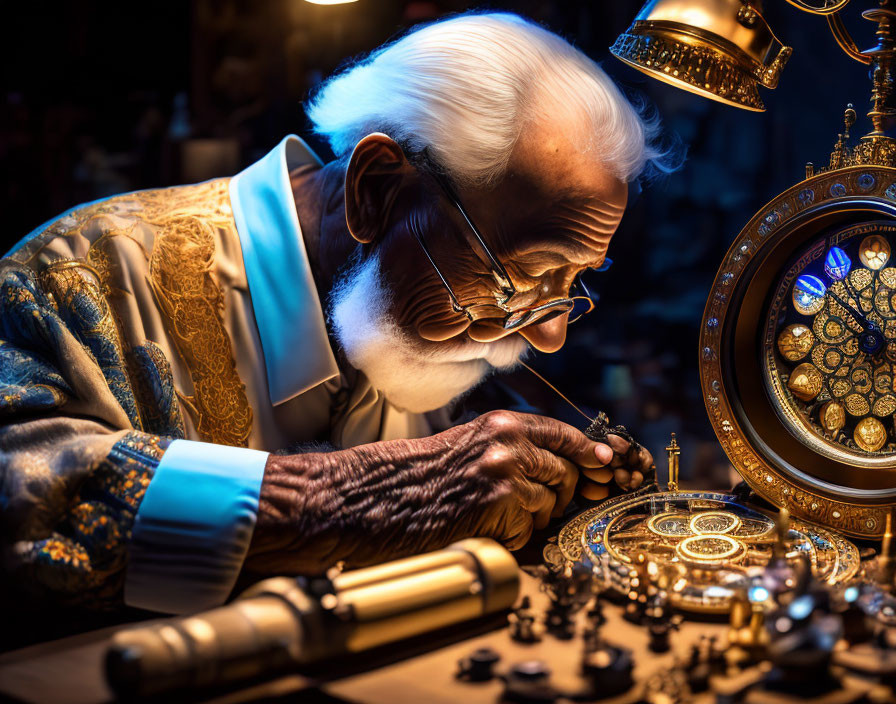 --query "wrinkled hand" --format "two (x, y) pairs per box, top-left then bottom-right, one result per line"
(244, 410), (616, 575)
(578, 413), (655, 501)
